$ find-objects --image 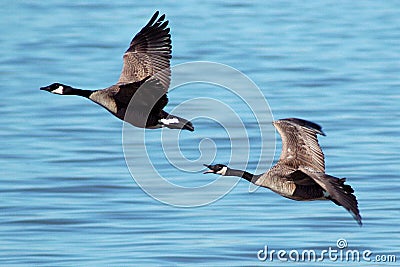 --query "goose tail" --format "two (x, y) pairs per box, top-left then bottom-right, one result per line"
(160, 114), (194, 131)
